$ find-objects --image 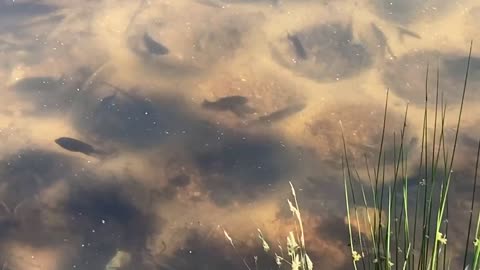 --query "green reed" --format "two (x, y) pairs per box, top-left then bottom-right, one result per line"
(343, 42), (480, 270)
(224, 181), (313, 270)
